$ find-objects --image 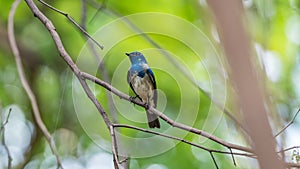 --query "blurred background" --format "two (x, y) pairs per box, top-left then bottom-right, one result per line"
(0, 0), (300, 168)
